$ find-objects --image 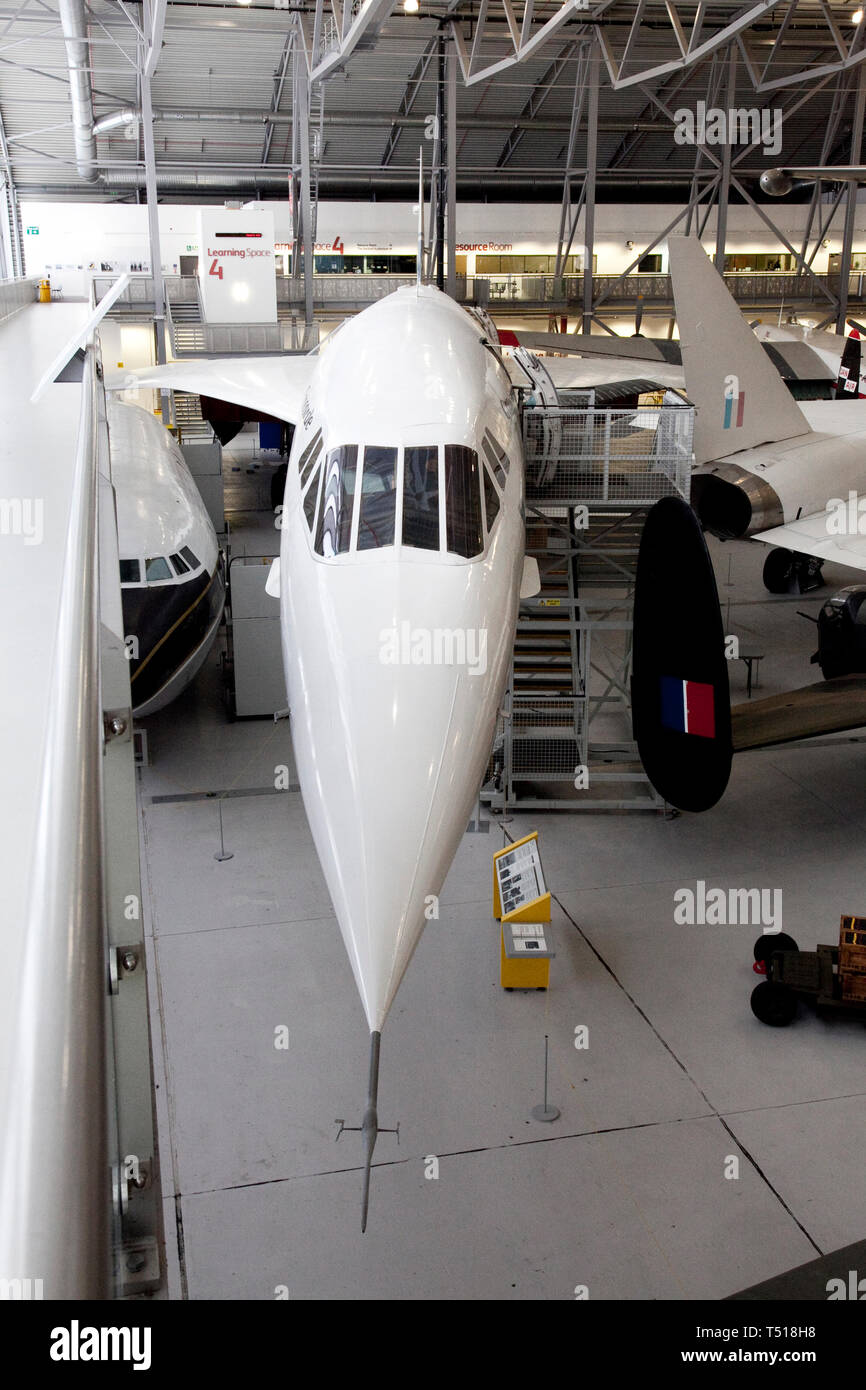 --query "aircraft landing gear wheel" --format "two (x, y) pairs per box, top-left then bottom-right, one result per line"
(763, 547), (795, 594)
(753, 932), (799, 972)
(751, 980), (797, 1026)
